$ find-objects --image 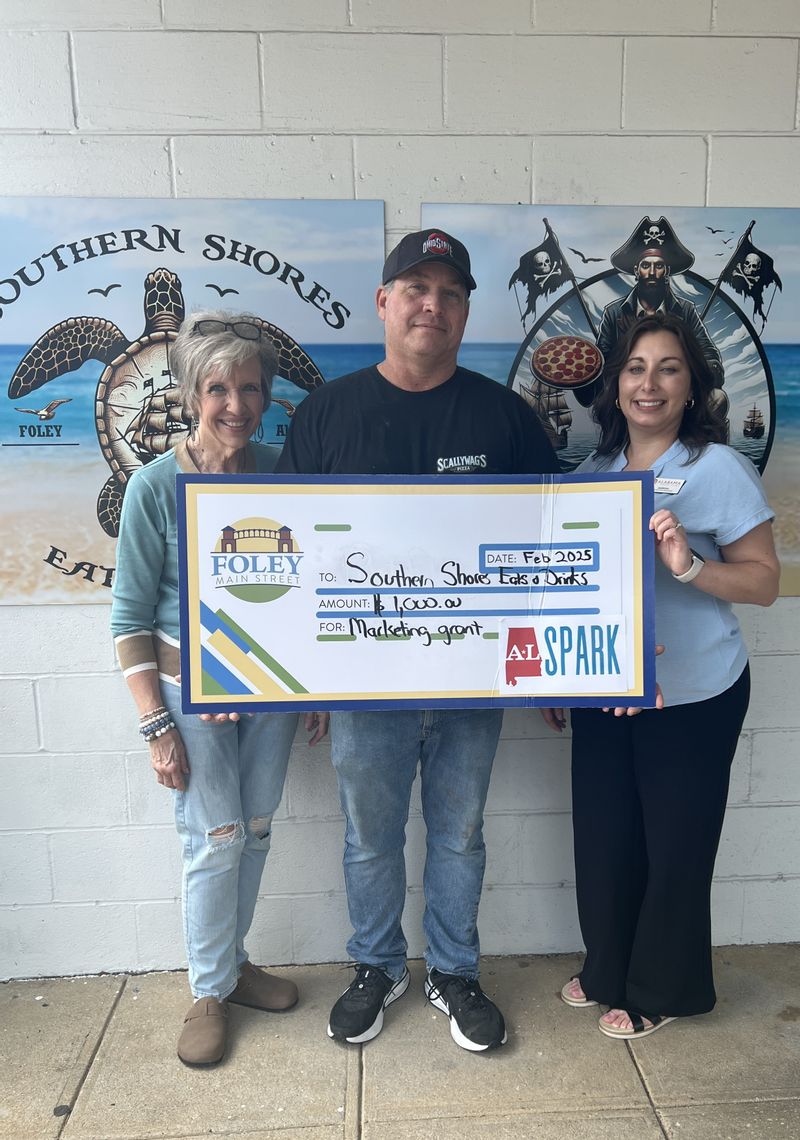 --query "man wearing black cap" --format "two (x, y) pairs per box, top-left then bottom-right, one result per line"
(277, 229), (559, 1053)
